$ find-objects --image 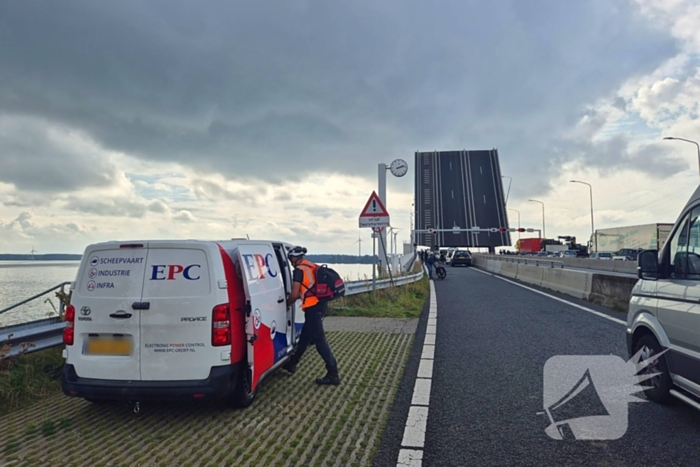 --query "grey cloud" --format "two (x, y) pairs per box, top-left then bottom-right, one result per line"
(64, 197), (154, 218)
(0, 0), (678, 193)
(0, 118), (118, 193)
(148, 199), (169, 214)
(2, 211), (88, 238)
(191, 178), (265, 205)
(173, 210), (194, 222)
(551, 134), (687, 179)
